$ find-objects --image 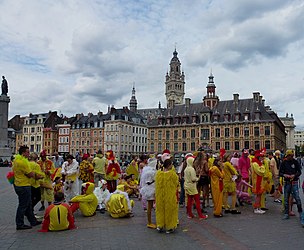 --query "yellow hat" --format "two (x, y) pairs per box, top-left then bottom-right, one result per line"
(285, 150), (294, 156)
(275, 150), (281, 155)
